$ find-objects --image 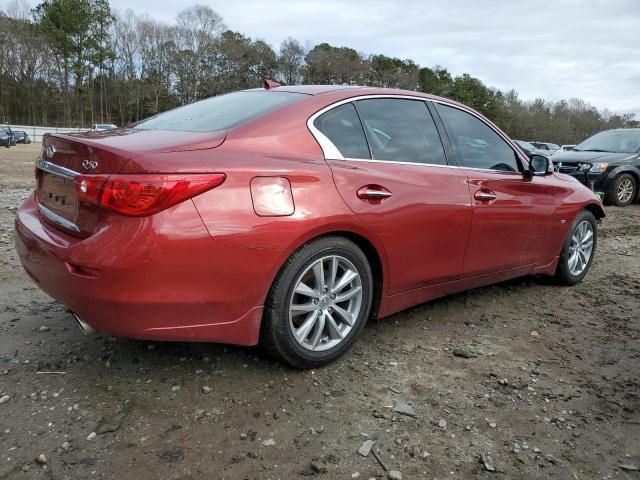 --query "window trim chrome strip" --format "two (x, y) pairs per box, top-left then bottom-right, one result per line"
(37, 159), (79, 180)
(38, 203), (80, 232)
(306, 93), (530, 171)
(335, 156), (523, 175)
